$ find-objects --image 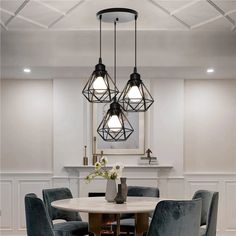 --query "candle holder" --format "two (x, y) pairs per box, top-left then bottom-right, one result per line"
(92, 137), (105, 165)
(83, 146), (88, 166)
